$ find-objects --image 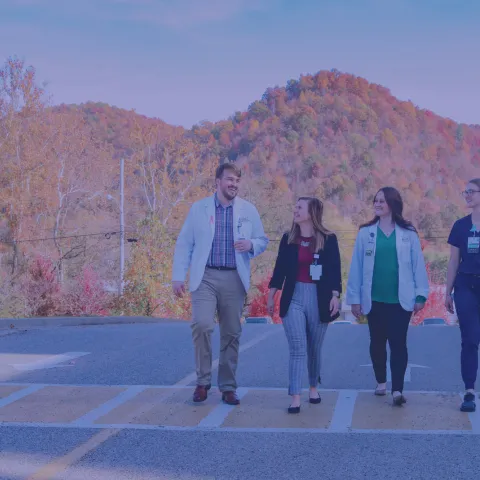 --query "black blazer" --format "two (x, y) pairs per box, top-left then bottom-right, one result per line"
(268, 232), (342, 322)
